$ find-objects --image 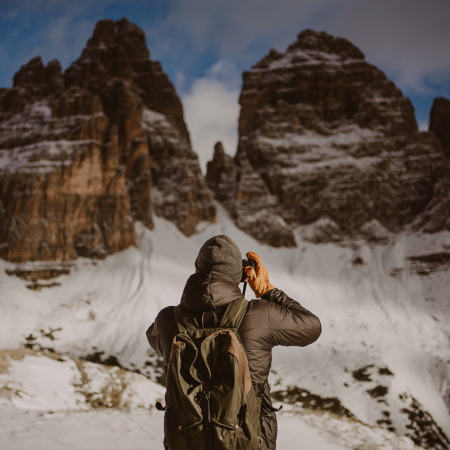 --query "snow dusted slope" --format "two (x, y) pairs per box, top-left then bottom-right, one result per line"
(1, 205), (449, 447)
(0, 349), (165, 410)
